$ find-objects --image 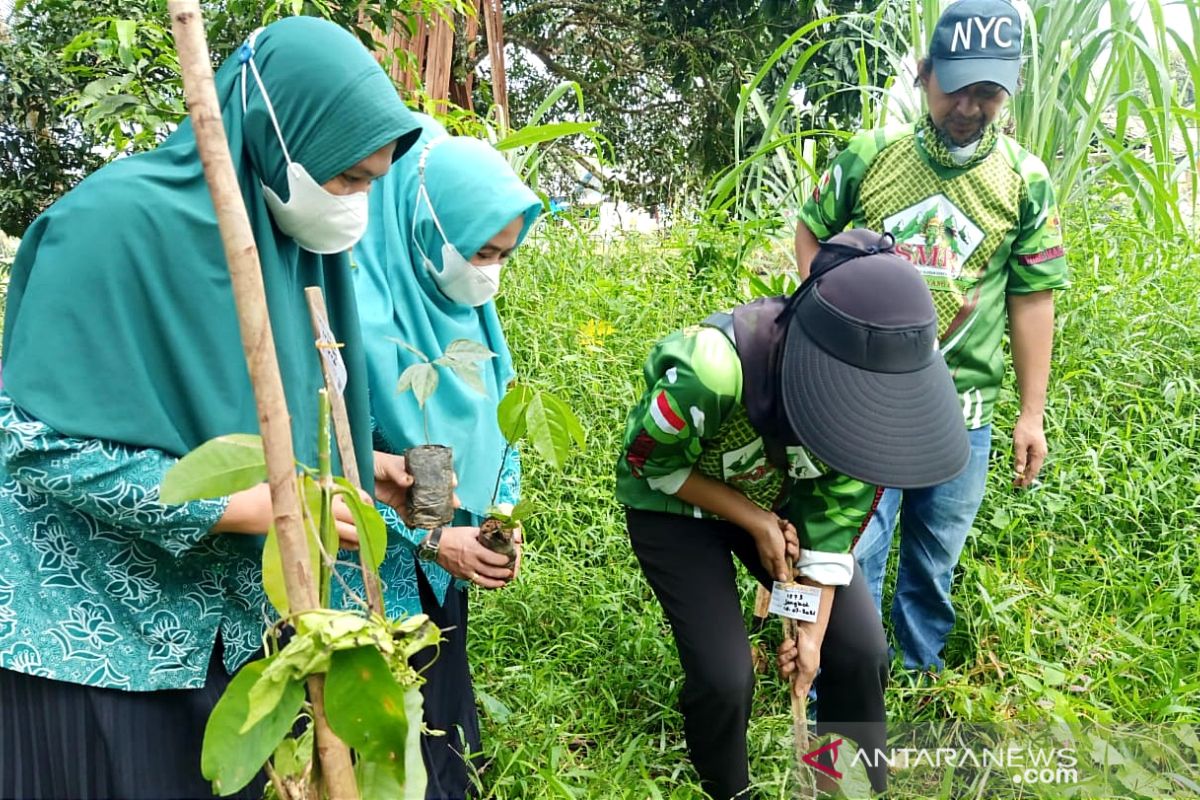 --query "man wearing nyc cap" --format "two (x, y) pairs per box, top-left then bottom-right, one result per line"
(616, 230), (969, 798)
(794, 0), (1069, 671)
